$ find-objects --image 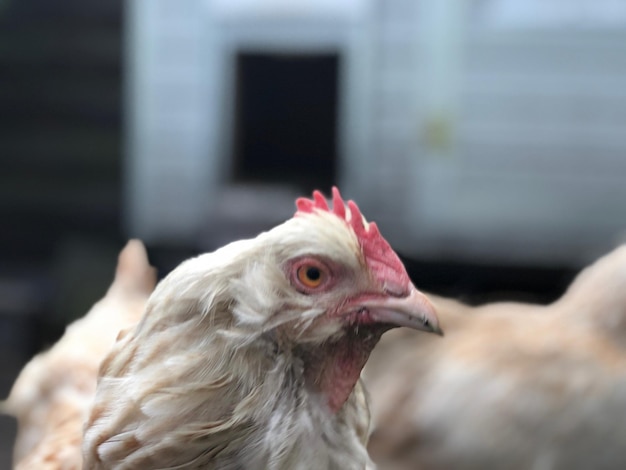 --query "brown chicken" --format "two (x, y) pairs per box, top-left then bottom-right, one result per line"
(3, 240), (156, 469)
(365, 245), (626, 470)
